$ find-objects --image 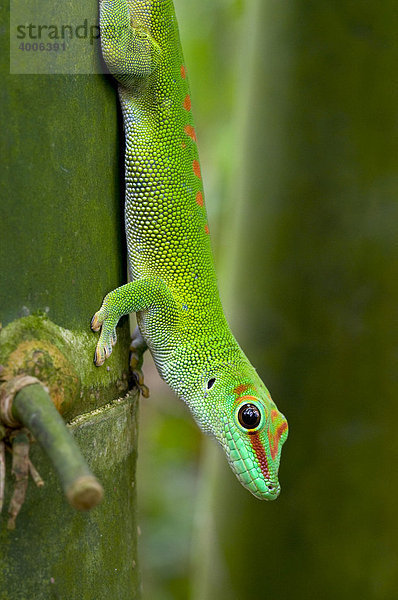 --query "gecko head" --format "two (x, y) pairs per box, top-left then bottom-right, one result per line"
(191, 366), (288, 500)
(222, 393), (288, 500)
